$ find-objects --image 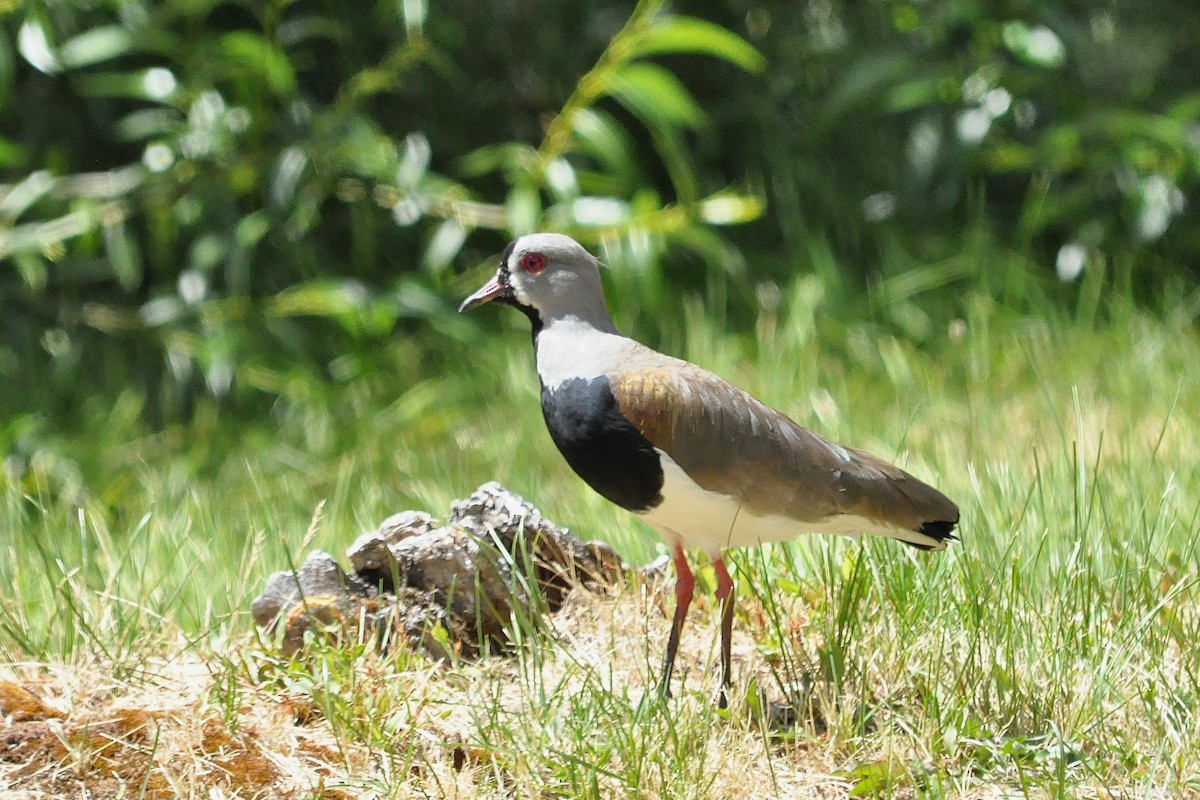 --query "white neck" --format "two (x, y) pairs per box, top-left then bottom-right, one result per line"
(535, 315), (632, 387)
